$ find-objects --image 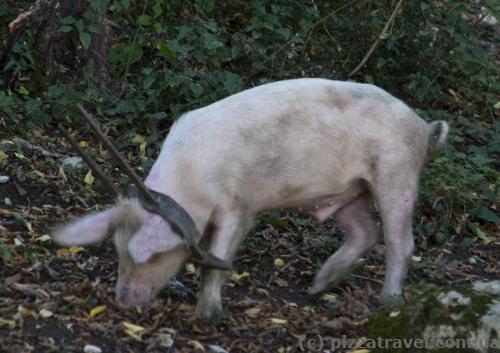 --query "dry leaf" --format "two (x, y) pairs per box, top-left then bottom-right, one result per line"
(274, 258), (285, 268)
(124, 329), (143, 341)
(84, 170), (94, 186)
(270, 318), (287, 325)
(187, 340), (205, 351)
(244, 307), (261, 318)
(389, 310), (400, 317)
(0, 150), (7, 160)
(185, 263), (196, 274)
(39, 309), (53, 318)
(0, 318), (16, 329)
(89, 305), (107, 319)
(122, 321), (146, 333)
(36, 234), (52, 242)
(0, 207), (12, 215)
(231, 271), (250, 281)
(320, 294), (337, 303)
(69, 246), (85, 255)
